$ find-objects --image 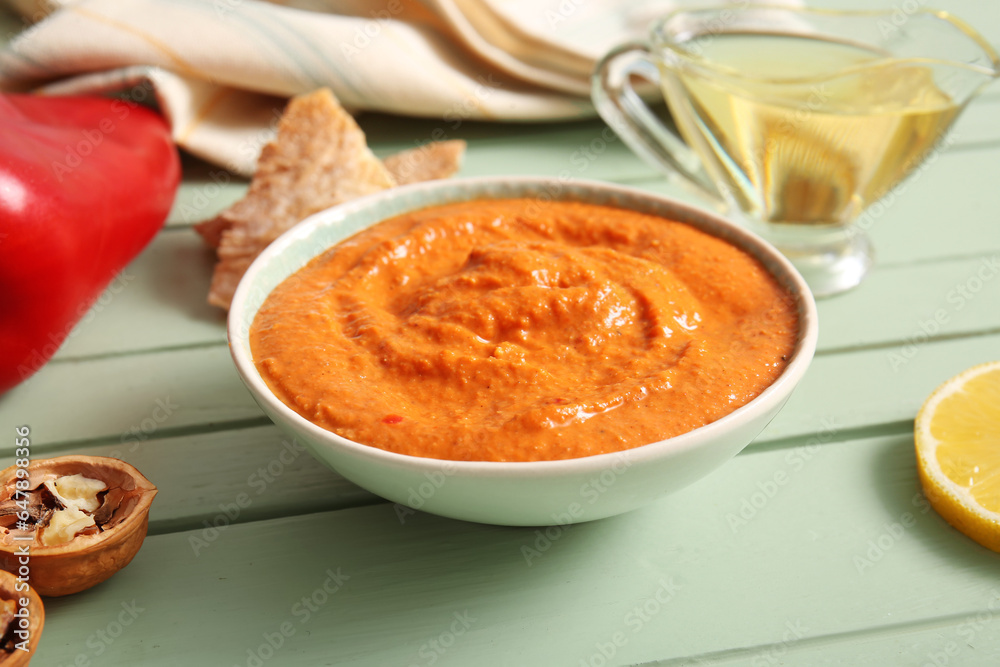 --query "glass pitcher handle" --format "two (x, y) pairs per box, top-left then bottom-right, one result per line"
(592, 41), (722, 204)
